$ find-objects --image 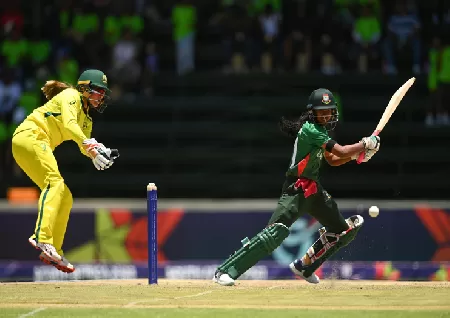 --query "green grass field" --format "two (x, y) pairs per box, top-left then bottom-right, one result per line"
(1, 279), (449, 318)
